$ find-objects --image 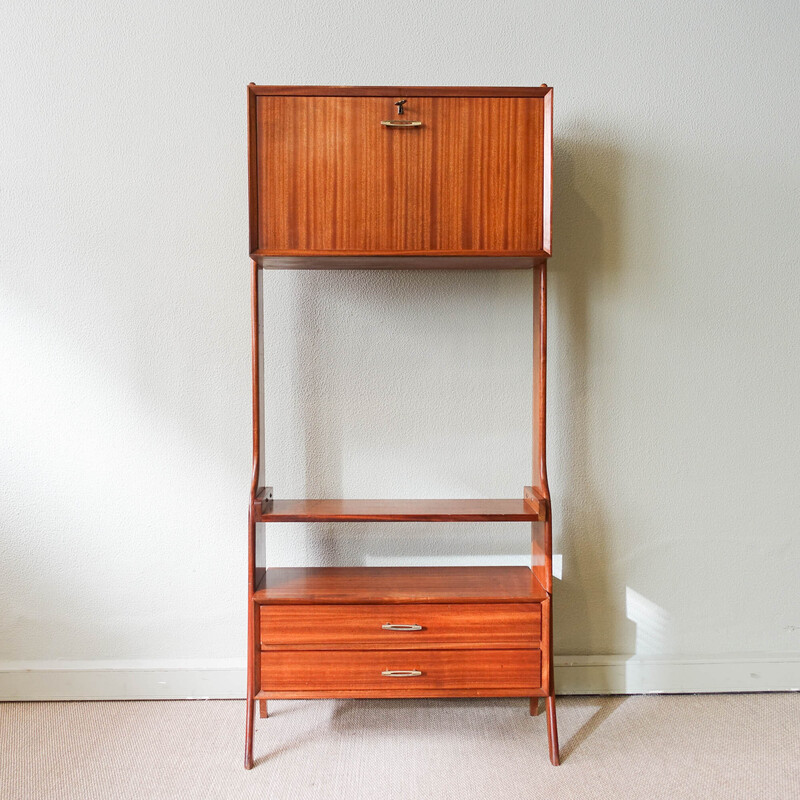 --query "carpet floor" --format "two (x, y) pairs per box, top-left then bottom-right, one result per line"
(1, 695), (798, 799)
